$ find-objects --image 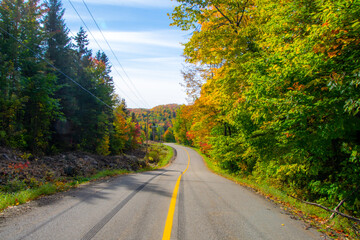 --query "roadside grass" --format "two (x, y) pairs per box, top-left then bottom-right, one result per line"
(0, 143), (174, 211)
(0, 183), (59, 210)
(192, 147), (357, 239)
(157, 144), (174, 168)
(145, 142), (174, 168)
